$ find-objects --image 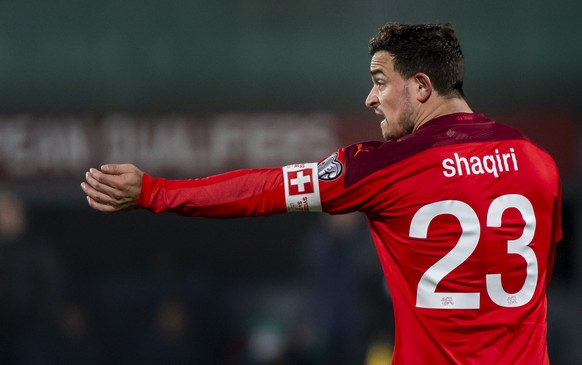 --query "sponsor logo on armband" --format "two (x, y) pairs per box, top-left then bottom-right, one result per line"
(282, 163), (322, 212)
